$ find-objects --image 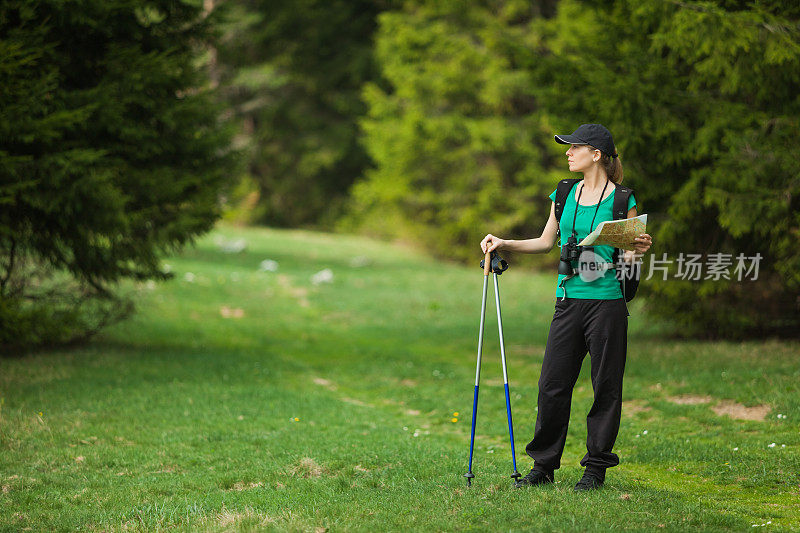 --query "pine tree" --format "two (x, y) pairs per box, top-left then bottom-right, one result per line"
(0, 0), (236, 351)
